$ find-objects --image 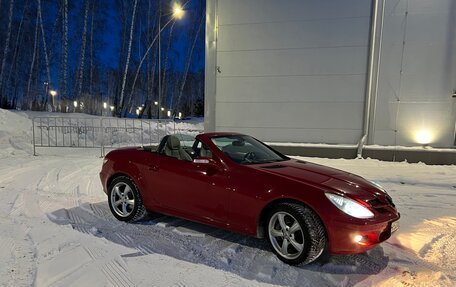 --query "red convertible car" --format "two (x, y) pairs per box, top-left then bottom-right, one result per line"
(100, 132), (399, 265)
